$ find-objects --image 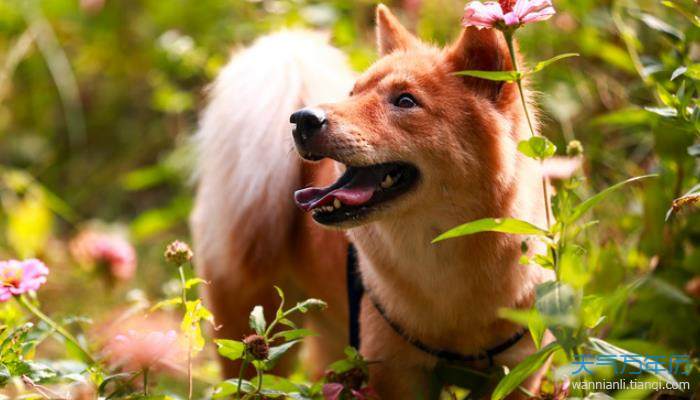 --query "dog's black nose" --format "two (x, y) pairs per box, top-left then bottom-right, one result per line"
(291, 108), (326, 146)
